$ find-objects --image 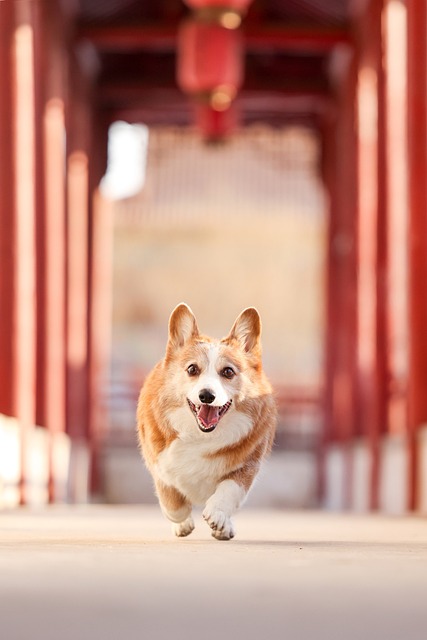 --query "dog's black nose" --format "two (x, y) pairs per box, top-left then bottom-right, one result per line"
(199, 389), (215, 404)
